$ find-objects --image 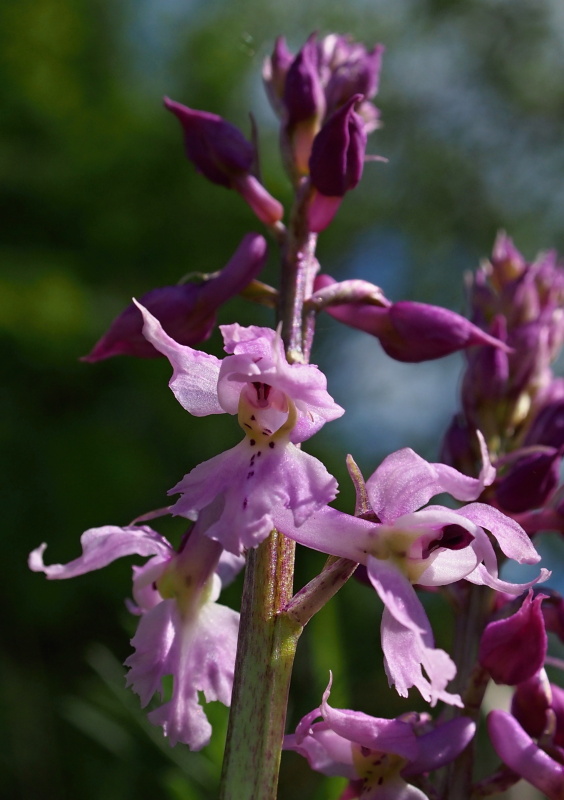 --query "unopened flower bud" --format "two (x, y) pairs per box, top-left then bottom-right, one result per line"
(512, 670), (552, 740)
(165, 98), (283, 225)
(263, 36), (294, 117)
(307, 96), (368, 231)
(491, 231), (528, 284)
(283, 35), (325, 126)
(479, 590), (547, 685)
(325, 43), (384, 115)
(316, 275), (510, 362)
(525, 399), (564, 449)
(164, 98), (254, 186)
(495, 448), (561, 513)
(282, 36), (326, 175)
(83, 233), (268, 360)
(309, 94), (367, 196)
(439, 415), (478, 476)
